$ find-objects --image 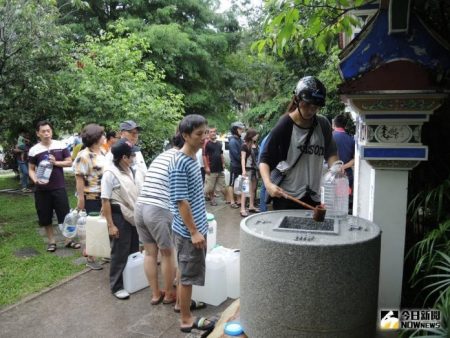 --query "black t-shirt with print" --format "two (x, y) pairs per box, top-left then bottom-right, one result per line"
(204, 141), (223, 173)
